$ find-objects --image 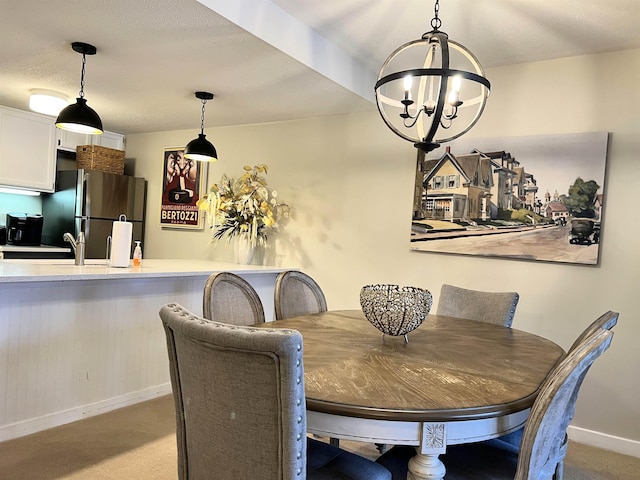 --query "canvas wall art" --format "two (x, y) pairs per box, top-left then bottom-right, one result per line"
(410, 132), (609, 265)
